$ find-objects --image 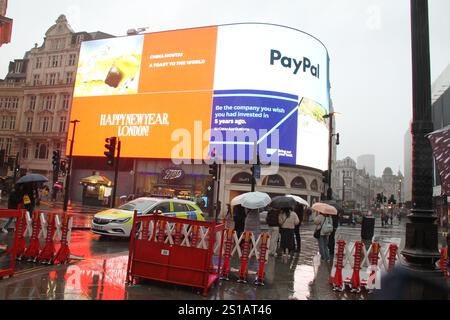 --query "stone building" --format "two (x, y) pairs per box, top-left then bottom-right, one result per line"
(0, 15), (113, 177)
